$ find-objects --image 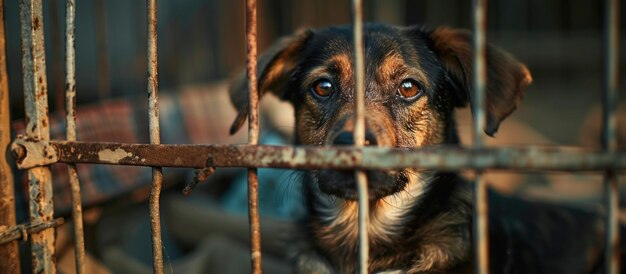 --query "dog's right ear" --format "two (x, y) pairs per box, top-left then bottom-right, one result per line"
(229, 29), (313, 135)
(427, 27), (532, 137)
